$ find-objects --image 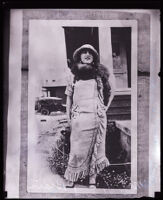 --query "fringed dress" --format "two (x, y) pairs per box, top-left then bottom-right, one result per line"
(64, 75), (109, 182)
